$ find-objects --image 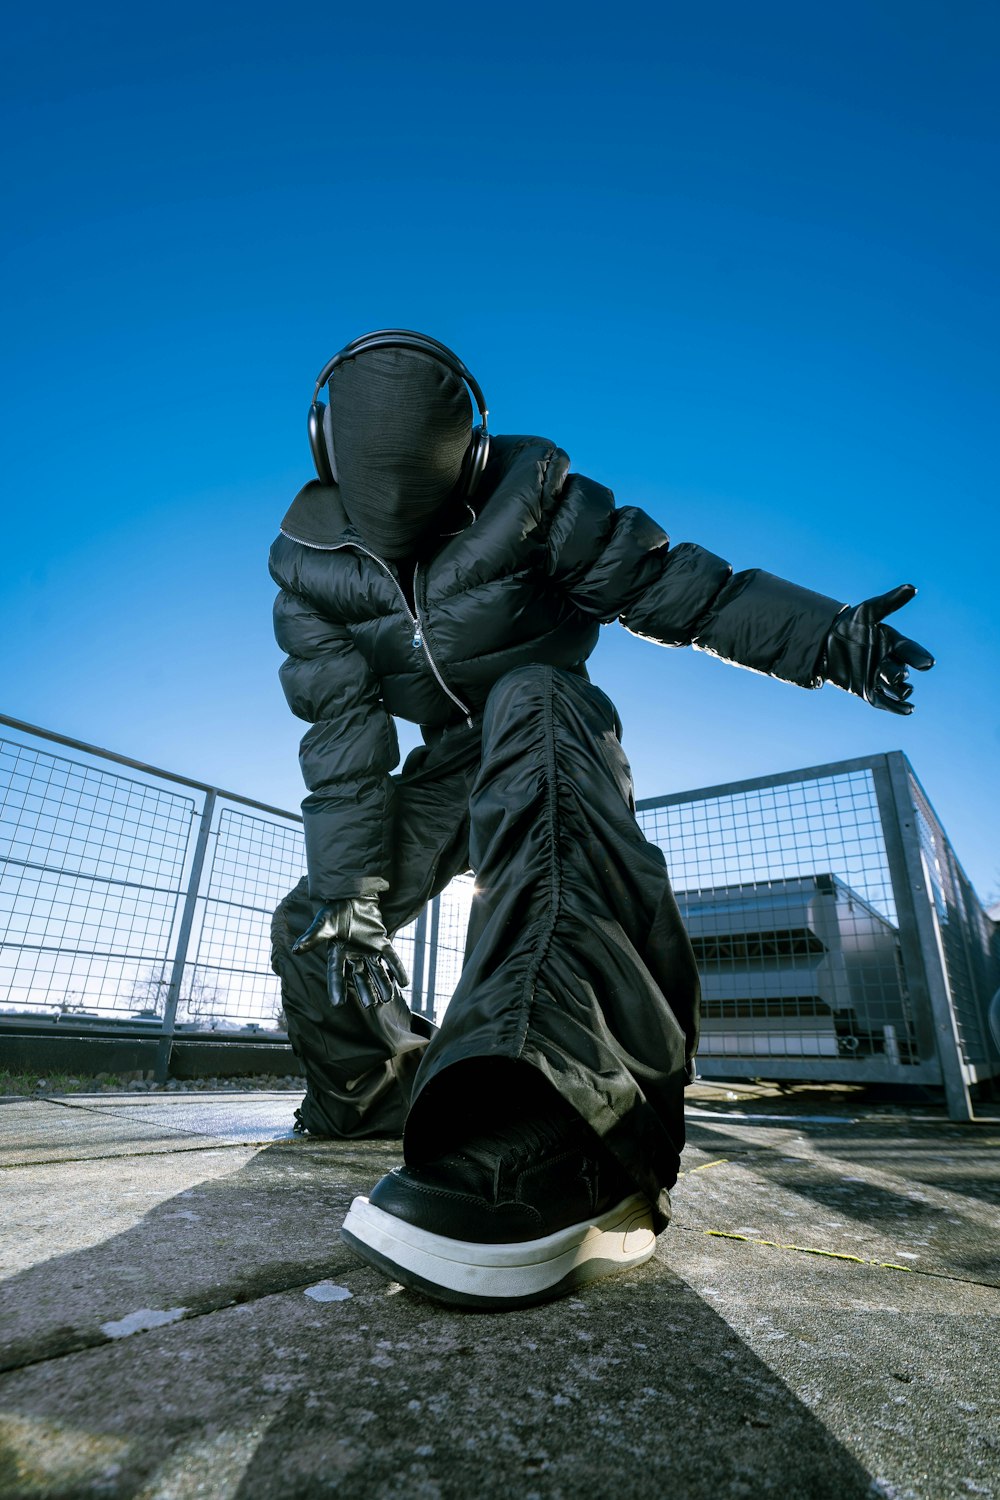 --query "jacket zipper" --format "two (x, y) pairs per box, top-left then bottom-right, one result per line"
(316, 539), (474, 727)
(413, 560), (474, 725)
